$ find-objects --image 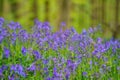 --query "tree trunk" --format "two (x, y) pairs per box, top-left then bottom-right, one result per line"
(101, 0), (106, 24)
(57, 0), (70, 30)
(33, 0), (38, 19)
(9, 0), (20, 20)
(113, 0), (120, 38)
(0, 0), (4, 16)
(45, 0), (49, 21)
(90, 0), (98, 26)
